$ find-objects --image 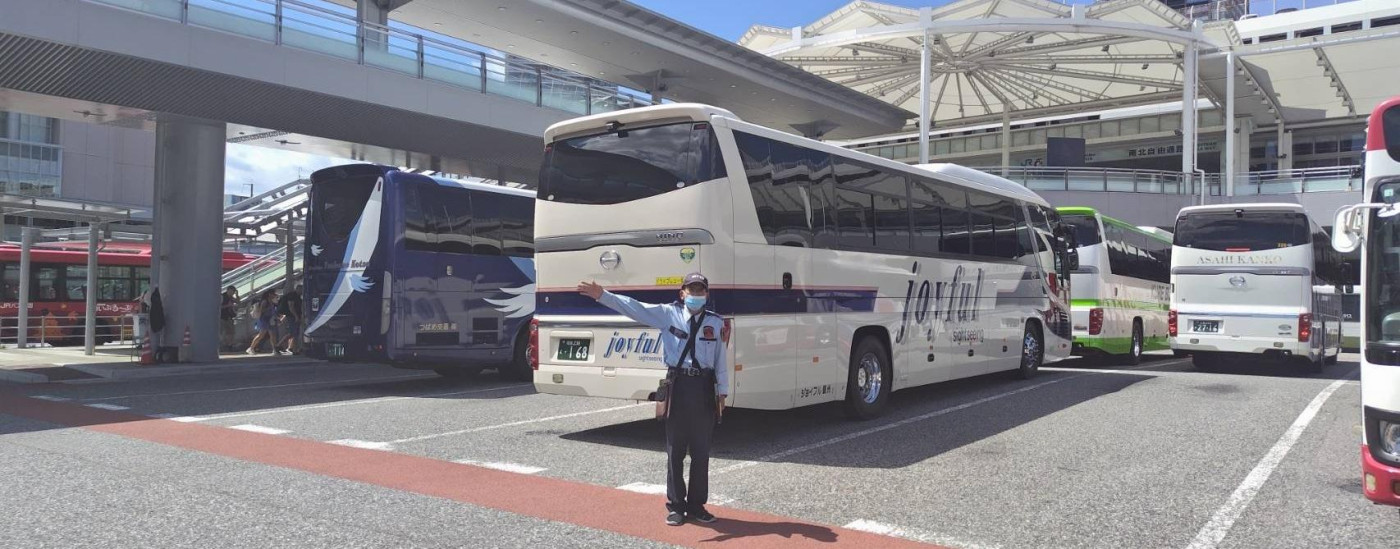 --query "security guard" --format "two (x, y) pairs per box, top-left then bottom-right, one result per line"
(578, 273), (728, 526)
